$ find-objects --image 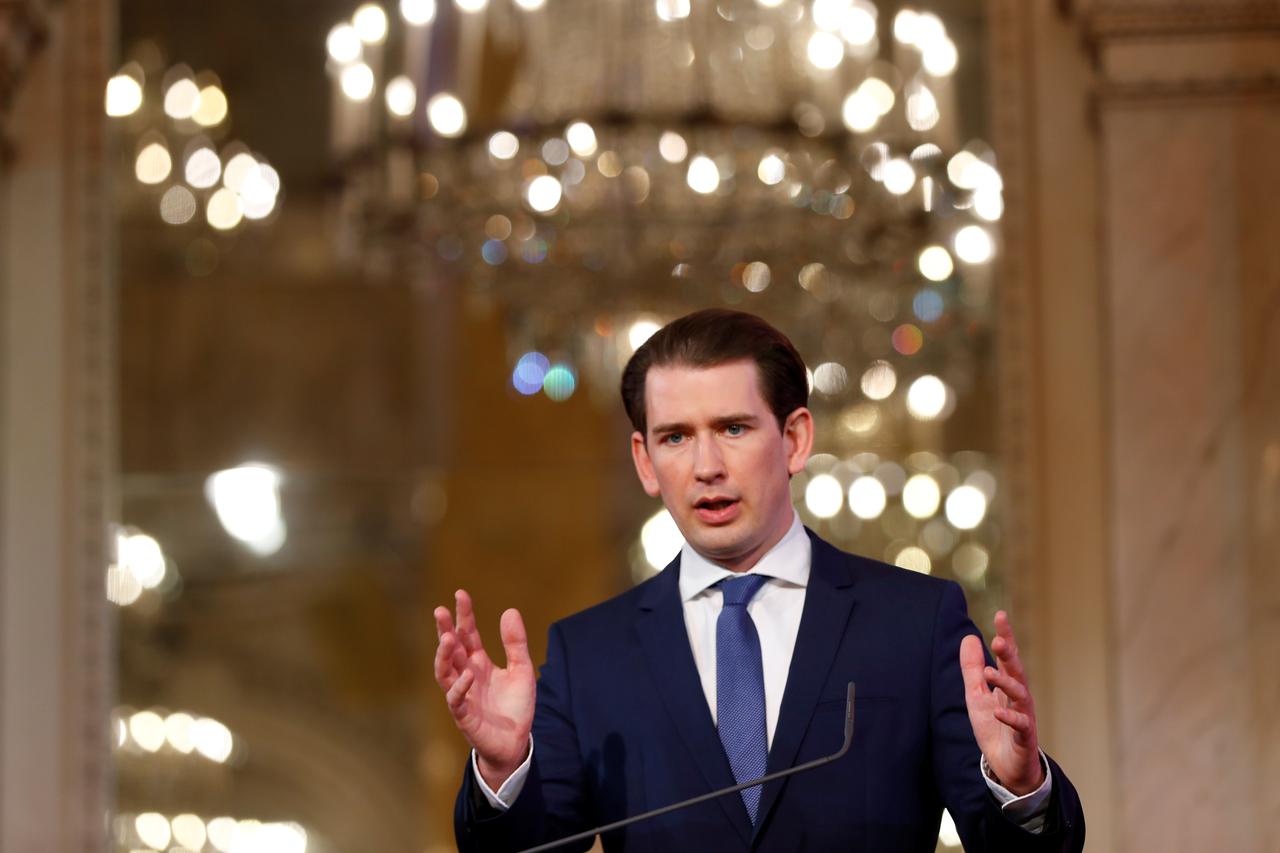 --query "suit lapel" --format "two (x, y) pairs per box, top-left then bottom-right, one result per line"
(634, 555), (754, 846)
(754, 530), (858, 837)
